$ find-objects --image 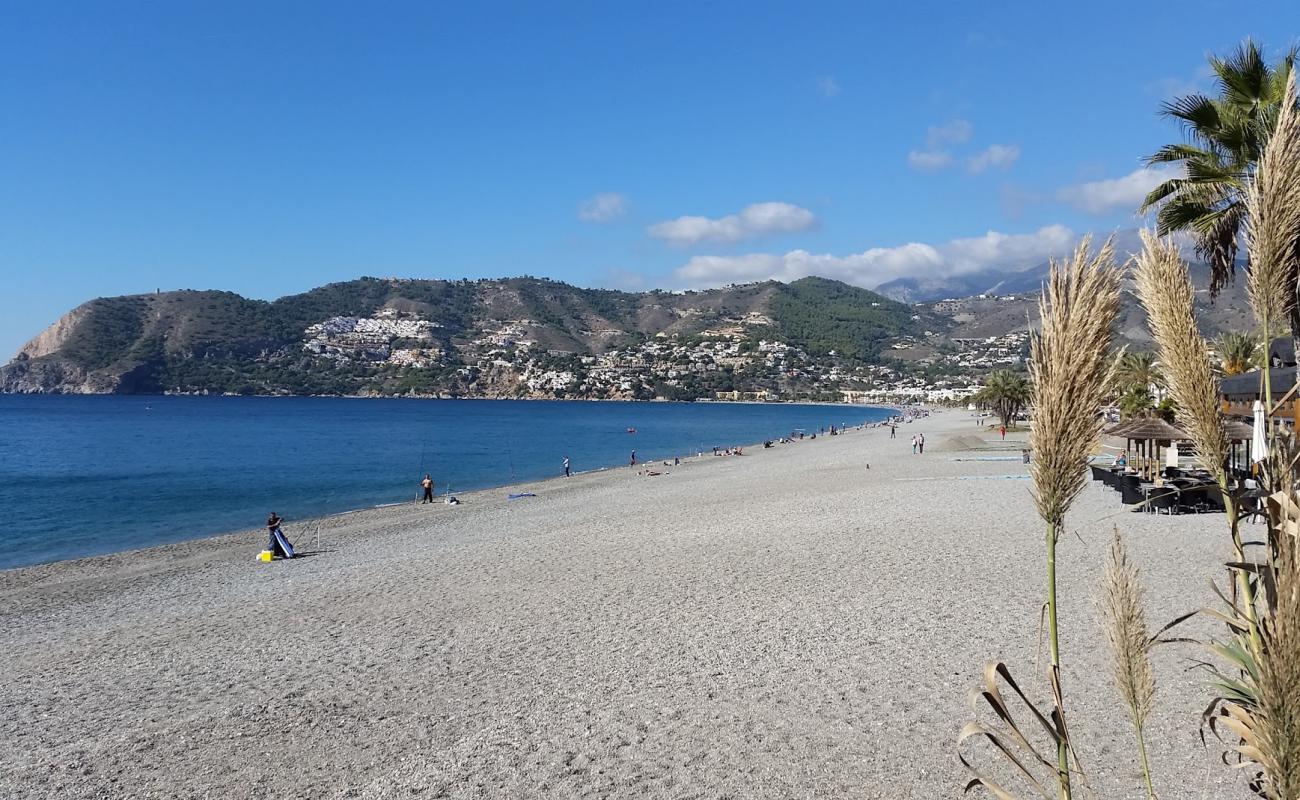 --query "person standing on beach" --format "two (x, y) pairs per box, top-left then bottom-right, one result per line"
(890, 424), (896, 439)
(267, 512), (283, 546)
(563, 456), (571, 478)
(630, 450), (637, 467)
(265, 511), (294, 557)
(420, 474), (434, 503)
(910, 434), (917, 454)
(918, 433), (925, 455)
(1000, 425), (1006, 440)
